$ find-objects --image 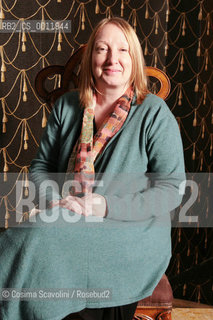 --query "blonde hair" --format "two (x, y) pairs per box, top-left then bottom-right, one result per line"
(79, 17), (148, 108)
